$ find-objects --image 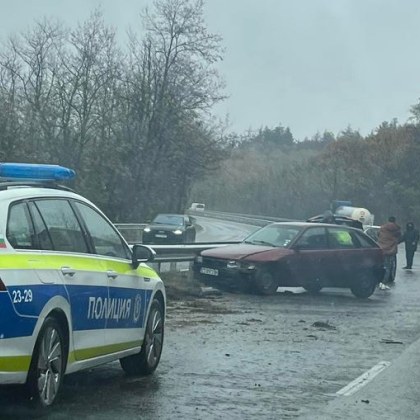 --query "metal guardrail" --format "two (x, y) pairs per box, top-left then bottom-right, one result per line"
(187, 209), (298, 226)
(147, 242), (240, 273)
(150, 242), (240, 262)
(114, 223), (146, 244)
